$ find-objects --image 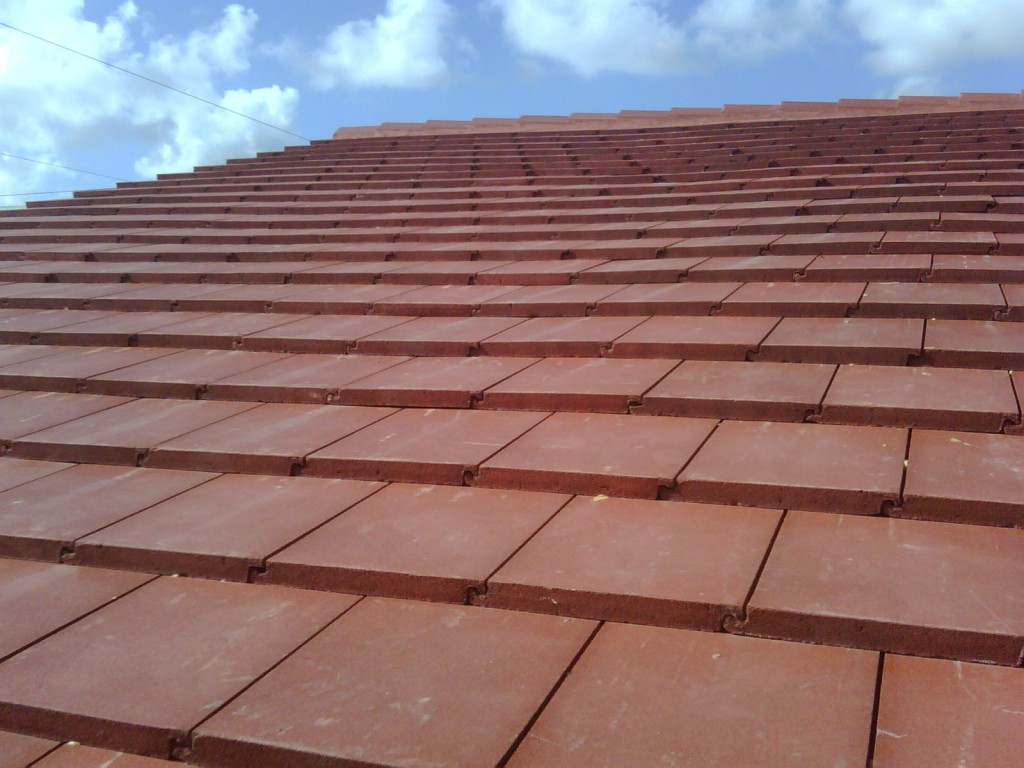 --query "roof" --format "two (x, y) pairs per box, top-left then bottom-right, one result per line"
(0, 94), (1022, 767)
